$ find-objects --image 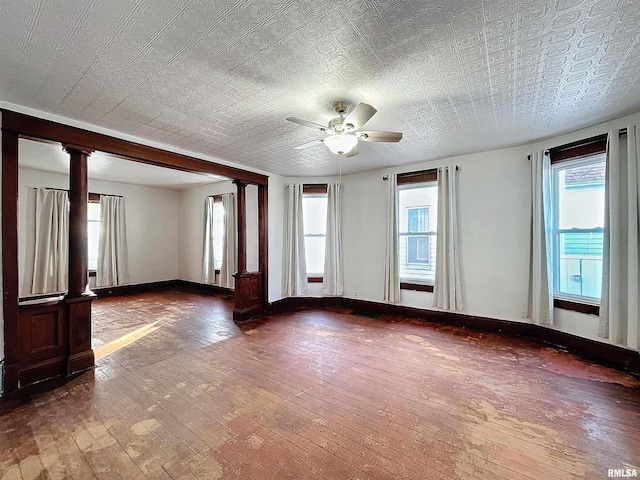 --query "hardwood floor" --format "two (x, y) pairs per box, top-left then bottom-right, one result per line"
(1, 288), (639, 479)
